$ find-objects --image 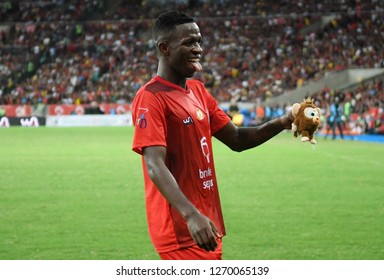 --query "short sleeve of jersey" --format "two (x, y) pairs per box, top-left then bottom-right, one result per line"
(131, 89), (166, 155)
(197, 82), (230, 134)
